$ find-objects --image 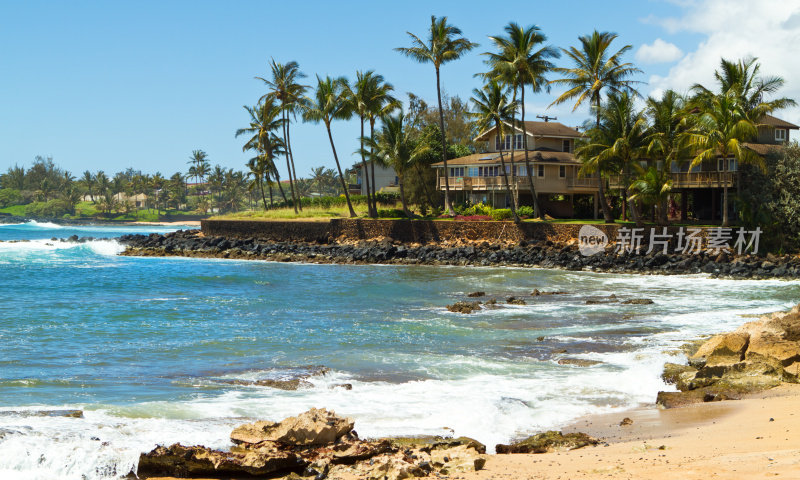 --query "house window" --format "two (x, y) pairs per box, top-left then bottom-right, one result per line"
(468, 167), (479, 177)
(559, 165), (566, 178)
(776, 129), (787, 141)
(537, 165), (545, 178)
(449, 167), (465, 177)
(515, 134), (524, 149)
(717, 158), (736, 171)
(728, 158), (737, 171)
(495, 135), (513, 150)
(562, 140), (571, 153)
